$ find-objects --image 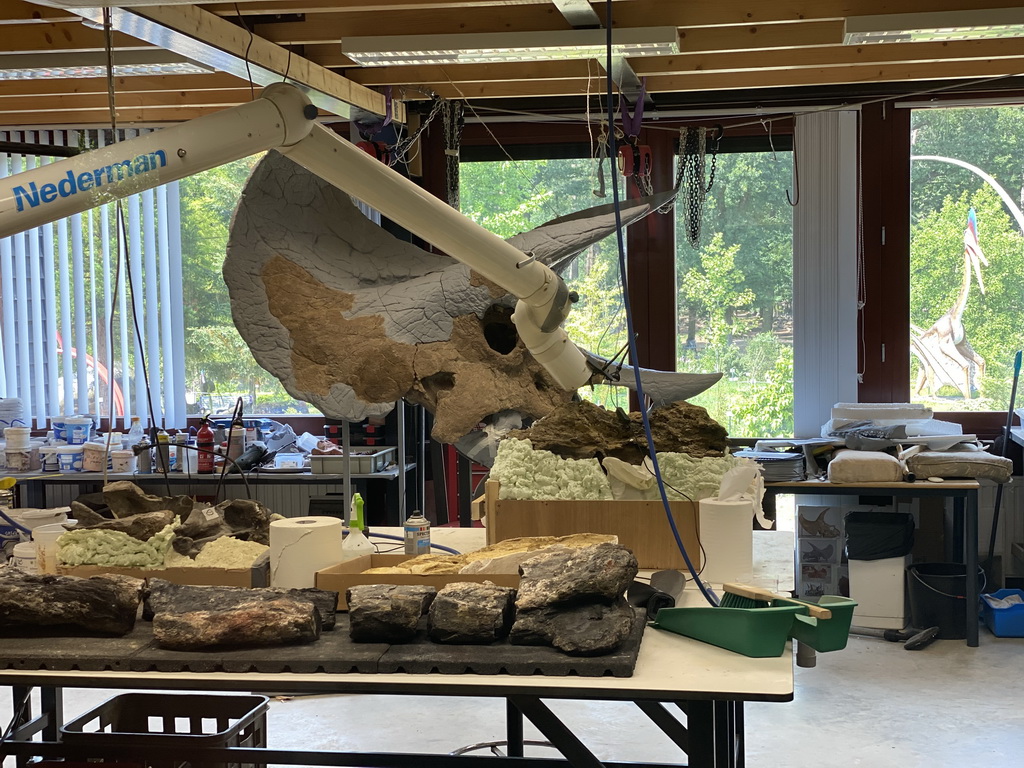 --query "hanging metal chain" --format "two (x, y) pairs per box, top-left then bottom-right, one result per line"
(669, 125), (722, 245)
(389, 96), (445, 167)
(442, 100), (465, 209)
